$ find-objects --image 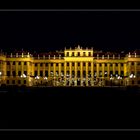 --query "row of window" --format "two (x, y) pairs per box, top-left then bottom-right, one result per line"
(6, 70), (124, 77)
(34, 70), (124, 77)
(6, 70), (140, 77)
(6, 62), (140, 67)
(34, 63), (125, 67)
(34, 63), (124, 67)
(7, 62), (27, 65)
(5, 61), (140, 66)
(6, 80), (26, 84)
(66, 52), (92, 56)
